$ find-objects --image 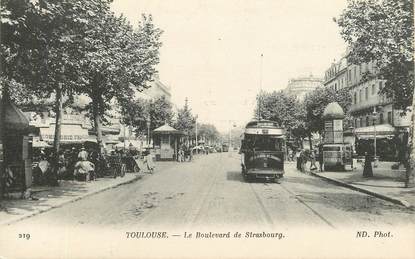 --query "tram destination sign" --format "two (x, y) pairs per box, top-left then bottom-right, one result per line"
(244, 128), (285, 135)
